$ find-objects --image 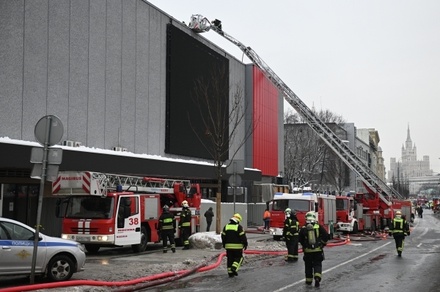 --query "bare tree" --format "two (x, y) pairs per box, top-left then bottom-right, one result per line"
(190, 64), (253, 233)
(284, 108), (349, 193)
